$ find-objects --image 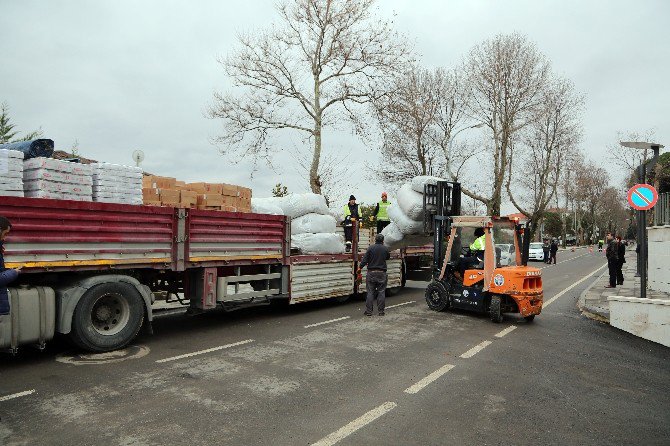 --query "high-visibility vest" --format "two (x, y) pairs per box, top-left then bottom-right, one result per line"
(343, 204), (359, 219)
(470, 234), (486, 251)
(377, 201), (391, 221)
